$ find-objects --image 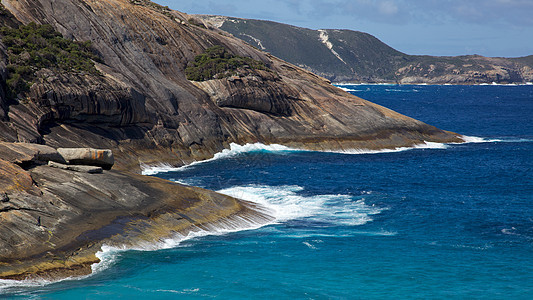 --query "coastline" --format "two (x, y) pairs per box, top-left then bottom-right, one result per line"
(0, 132), (467, 283)
(0, 164), (273, 281)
